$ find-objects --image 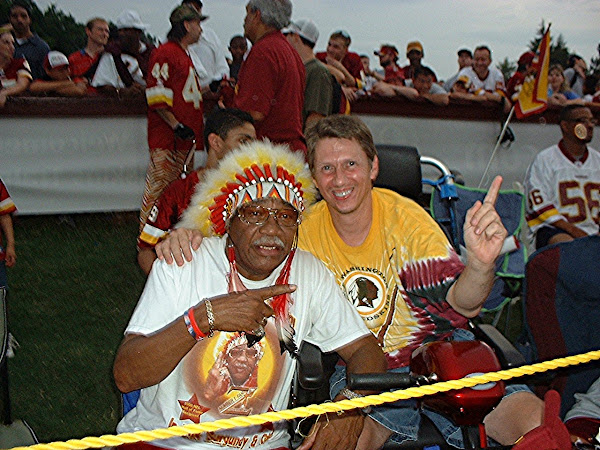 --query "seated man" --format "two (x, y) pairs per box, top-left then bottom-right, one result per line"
(29, 51), (88, 97)
(114, 140), (387, 449)
(137, 107), (256, 275)
(159, 115), (570, 449)
(524, 105), (600, 249)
